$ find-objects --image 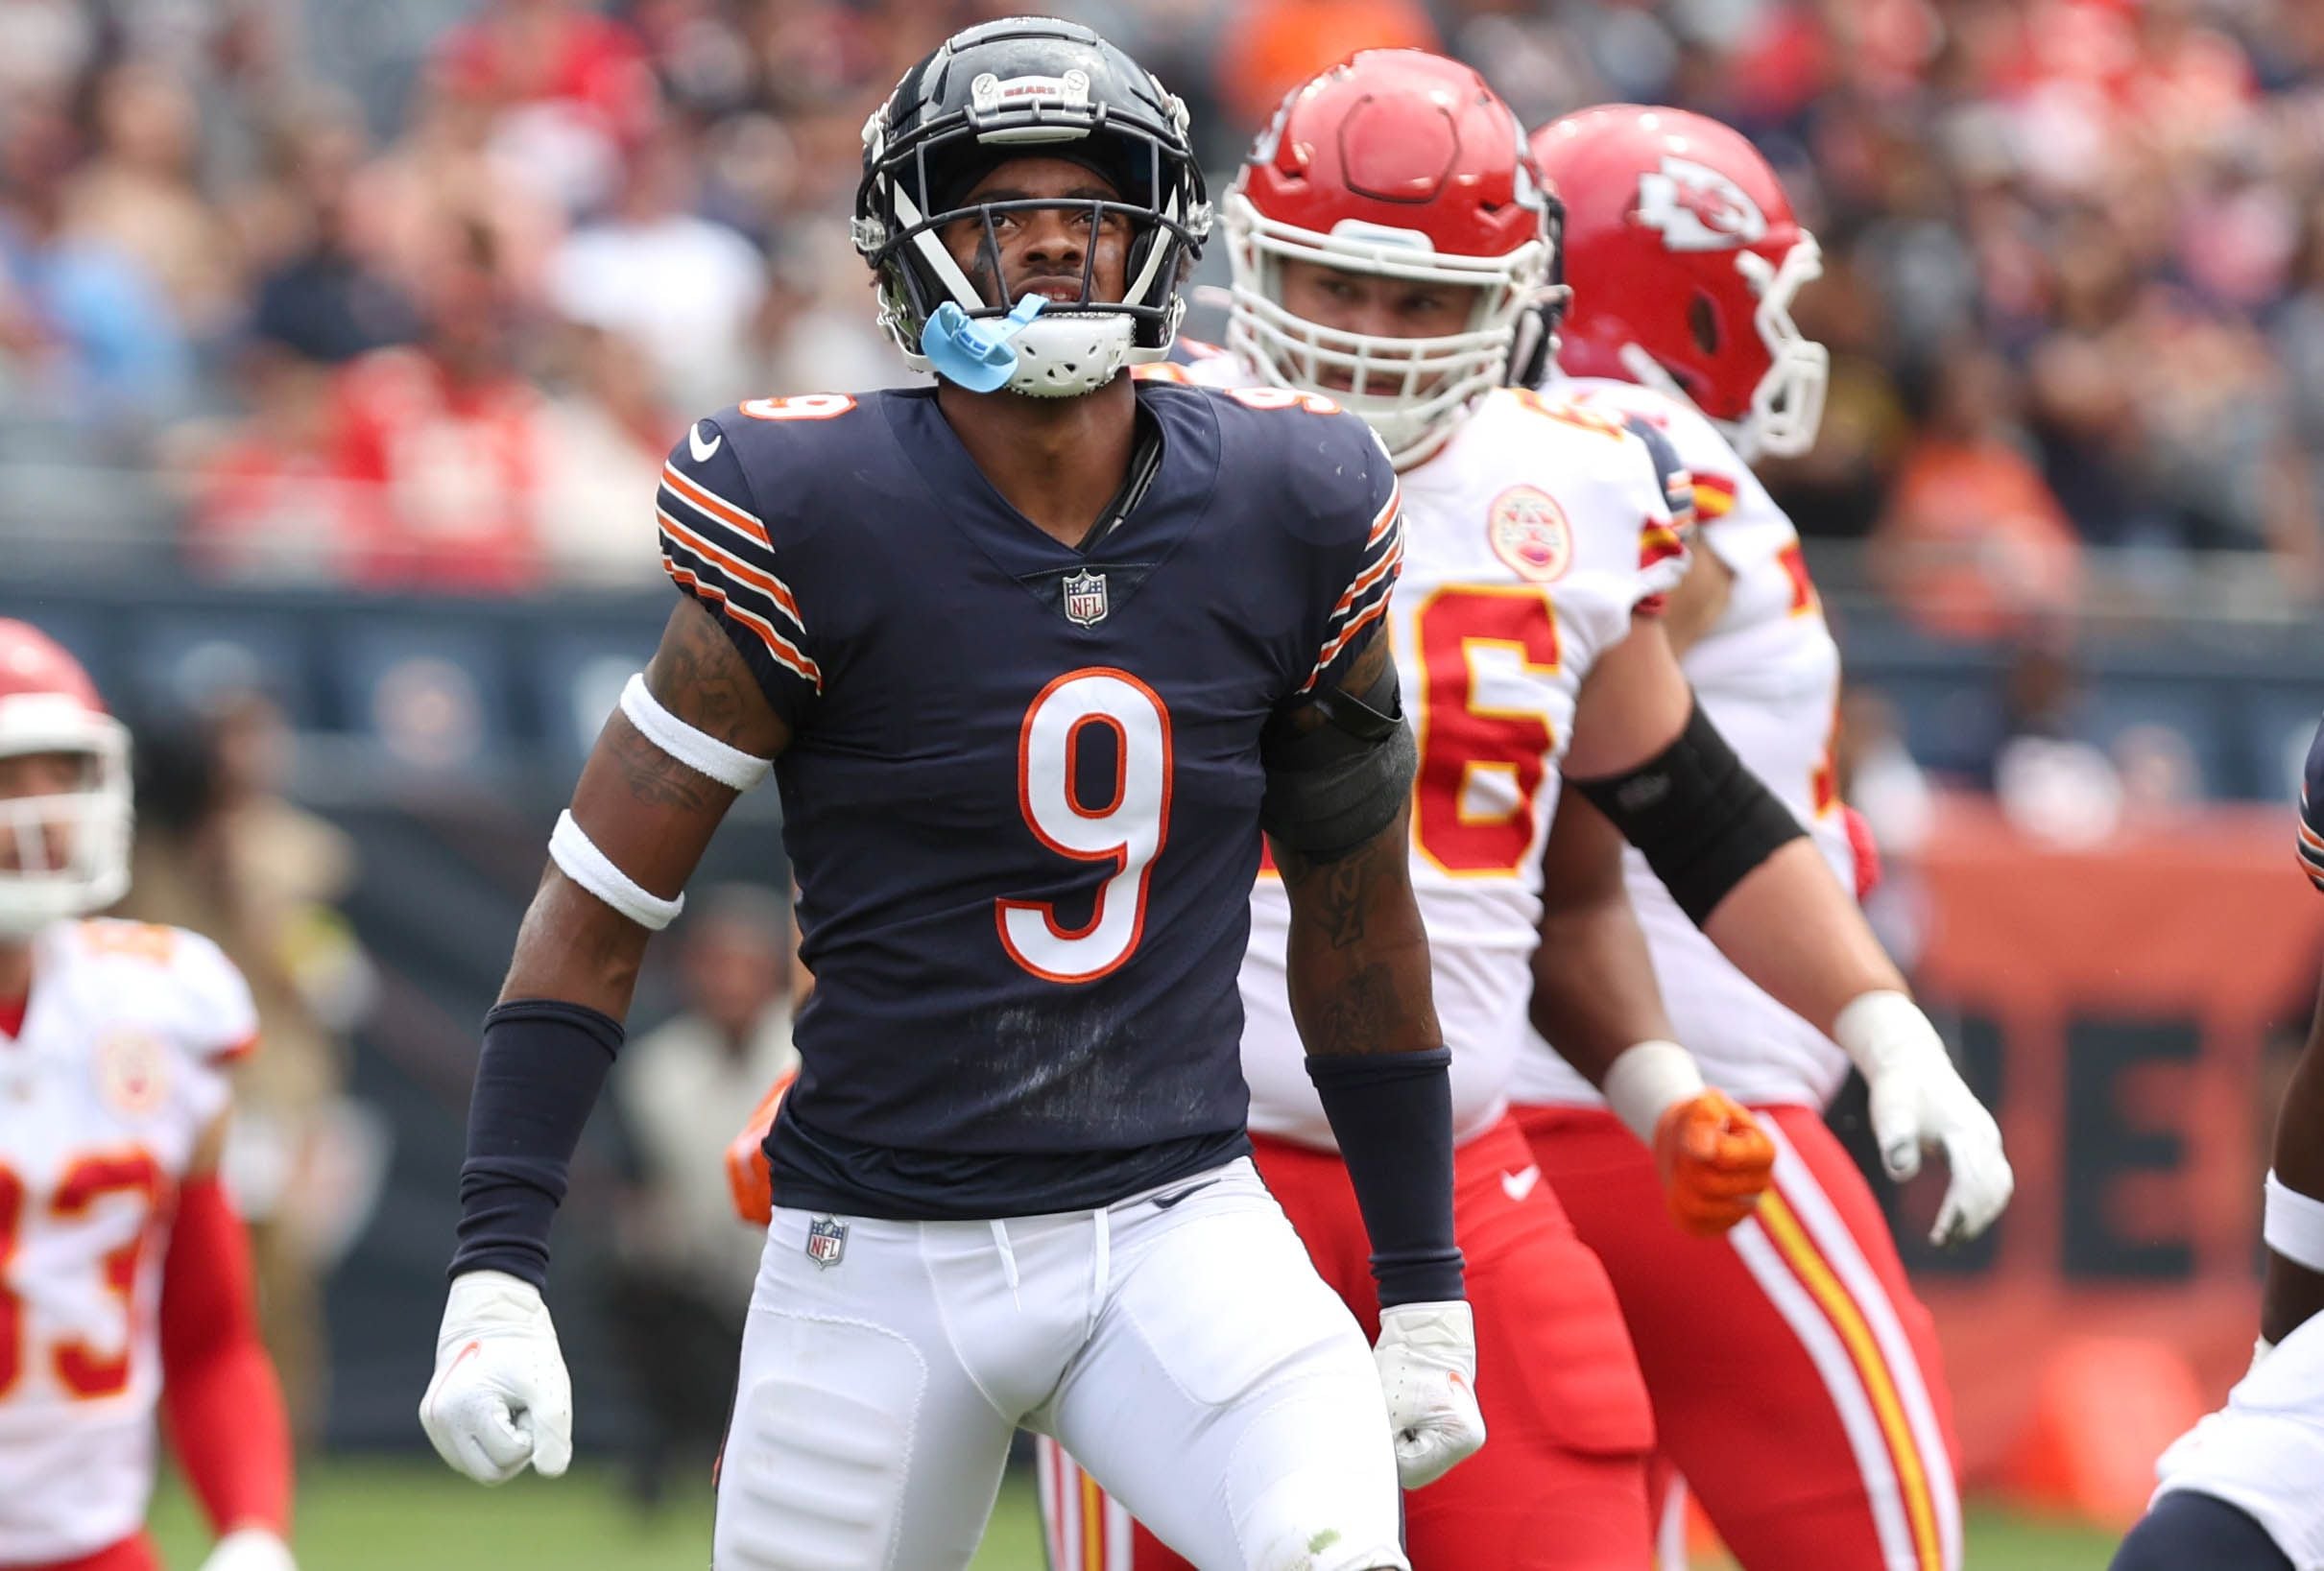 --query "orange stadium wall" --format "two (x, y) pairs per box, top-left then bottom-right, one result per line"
(1896, 795), (2320, 1514)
